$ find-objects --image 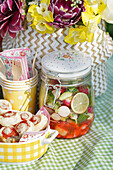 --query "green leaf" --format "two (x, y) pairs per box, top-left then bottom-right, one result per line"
(46, 90), (55, 105)
(67, 87), (78, 93)
(77, 114), (89, 124)
(53, 101), (61, 112)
